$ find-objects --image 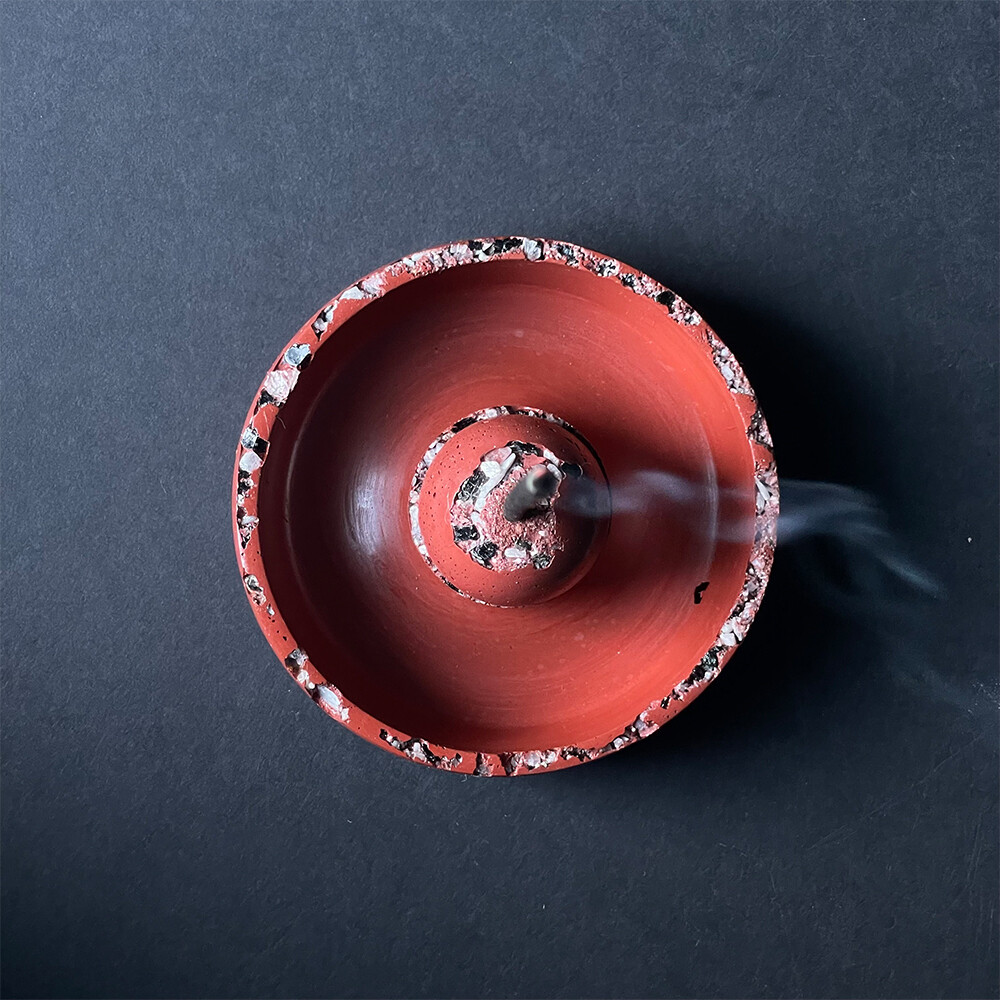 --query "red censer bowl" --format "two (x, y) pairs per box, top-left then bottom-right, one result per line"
(232, 238), (778, 775)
